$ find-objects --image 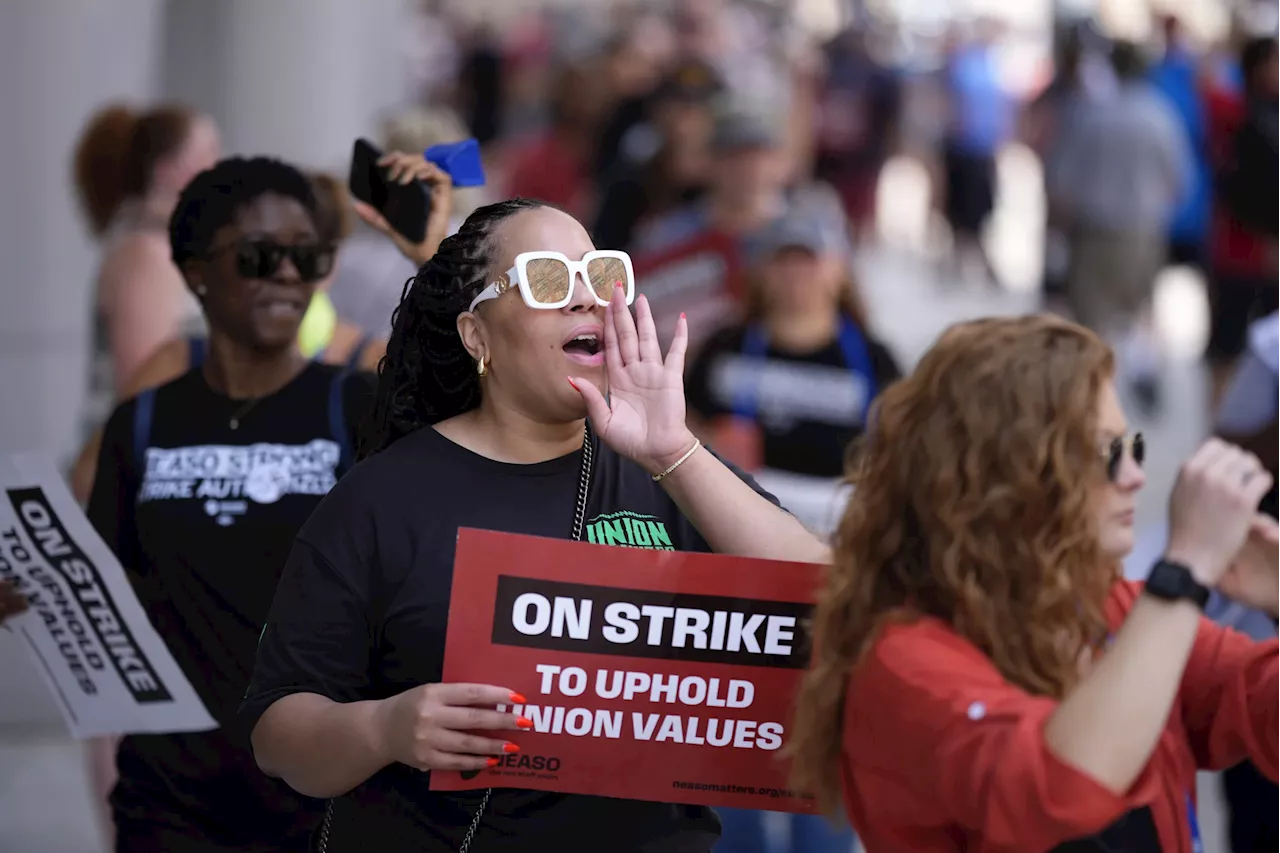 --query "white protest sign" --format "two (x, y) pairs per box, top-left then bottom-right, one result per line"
(0, 453), (216, 738)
